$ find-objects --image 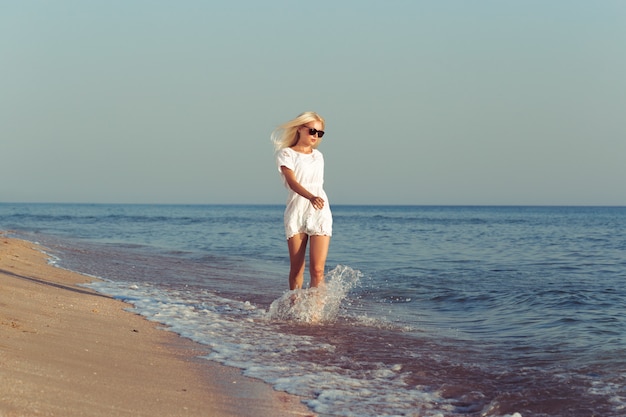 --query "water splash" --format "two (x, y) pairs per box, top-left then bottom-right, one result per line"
(267, 265), (362, 324)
